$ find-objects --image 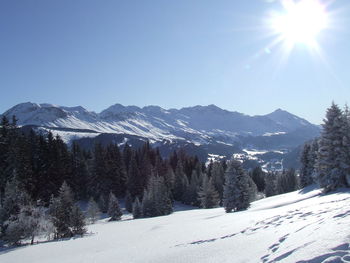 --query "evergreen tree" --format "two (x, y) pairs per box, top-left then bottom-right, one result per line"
(173, 161), (187, 201)
(70, 204), (86, 235)
(90, 143), (107, 198)
(223, 160), (250, 212)
(197, 174), (220, 209)
(86, 197), (101, 224)
(309, 139), (319, 183)
(342, 105), (350, 187)
(0, 177), (30, 236)
(105, 145), (127, 197)
(125, 191), (133, 213)
(141, 176), (172, 218)
(107, 192), (122, 221)
(300, 143), (314, 188)
(316, 103), (348, 192)
(183, 170), (200, 206)
(264, 172), (278, 197)
(132, 197), (142, 219)
(98, 194), (108, 213)
(277, 169), (299, 194)
(49, 182), (77, 238)
(247, 176), (258, 202)
(163, 165), (175, 193)
(211, 162), (225, 202)
(127, 153), (143, 199)
(251, 166), (266, 192)
(70, 142), (89, 200)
